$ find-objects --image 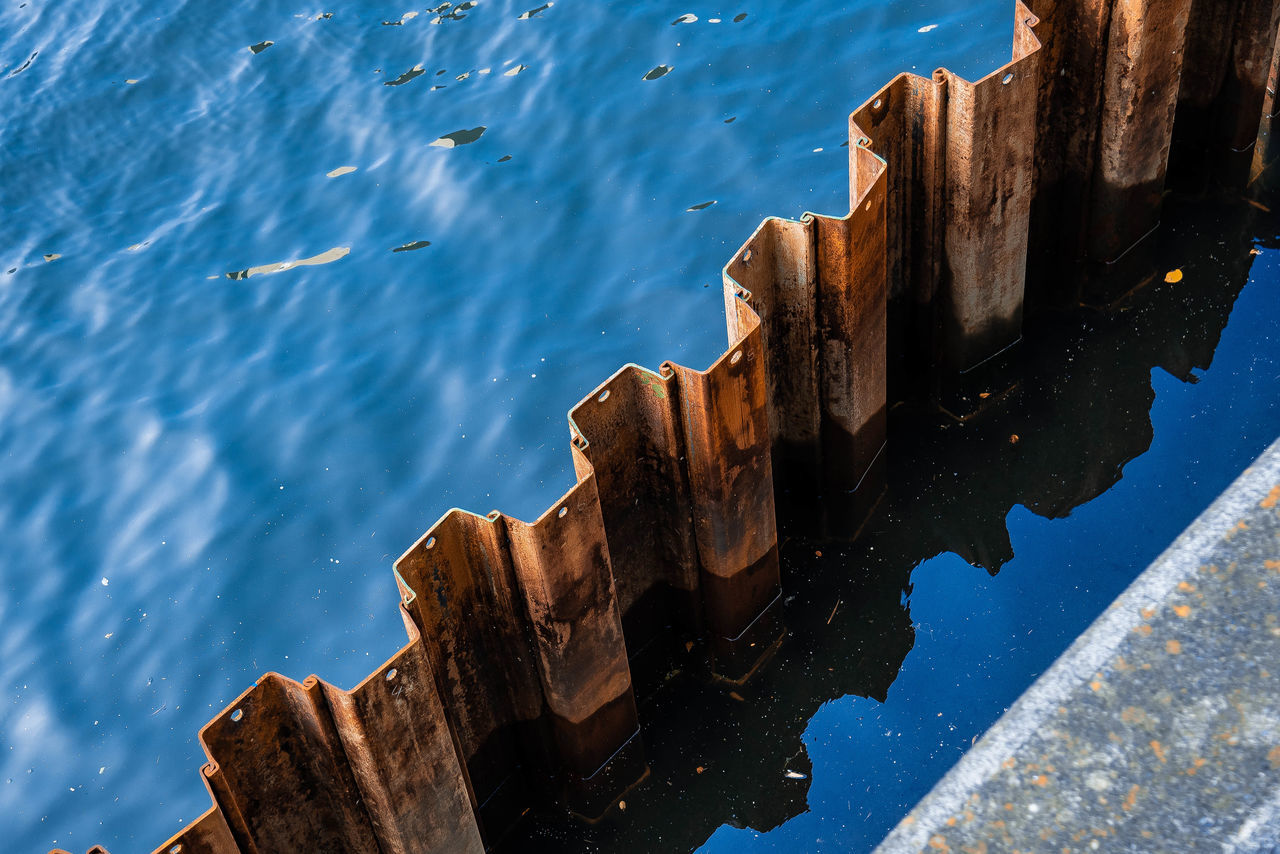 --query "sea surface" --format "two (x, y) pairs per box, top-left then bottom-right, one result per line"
(2, 1), (1278, 853)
